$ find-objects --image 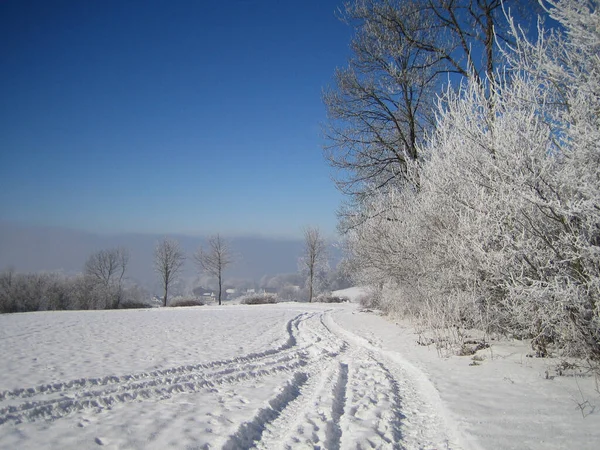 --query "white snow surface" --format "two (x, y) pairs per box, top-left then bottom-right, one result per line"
(0, 303), (598, 449)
